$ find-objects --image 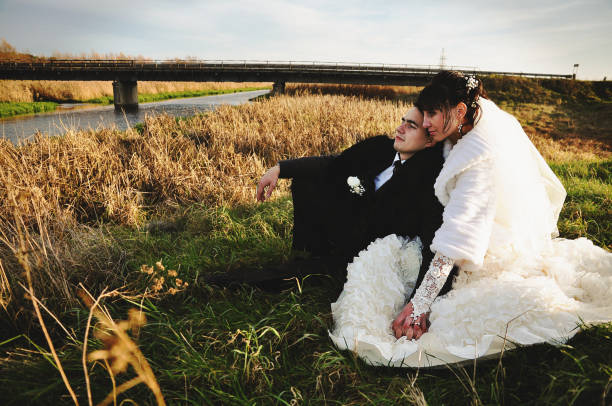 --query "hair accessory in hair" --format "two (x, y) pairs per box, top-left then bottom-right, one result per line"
(470, 97), (479, 108)
(465, 75), (478, 91)
(465, 75), (479, 108)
